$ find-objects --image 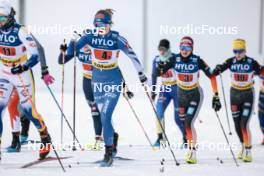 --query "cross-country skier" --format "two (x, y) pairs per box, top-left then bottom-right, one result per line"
(161, 36), (221, 164)
(213, 39), (261, 162)
(58, 32), (103, 150)
(6, 34), (55, 152)
(258, 68), (264, 145)
(76, 9), (147, 167)
(151, 39), (186, 147)
(0, 0), (52, 160)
